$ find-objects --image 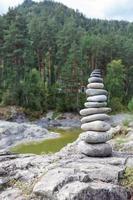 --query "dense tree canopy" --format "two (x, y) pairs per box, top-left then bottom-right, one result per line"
(0, 0), (133, 112)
